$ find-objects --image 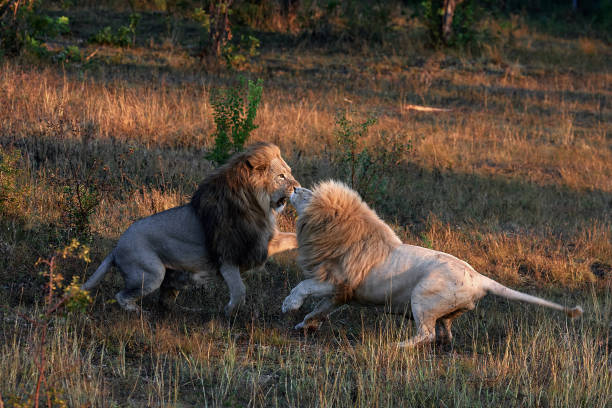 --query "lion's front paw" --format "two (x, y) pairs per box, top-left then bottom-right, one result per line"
(224, 292), (245, 318)
(224, 302), (239, 318)
(282, 294), (303, 313)
(224, 304), (234, 318)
